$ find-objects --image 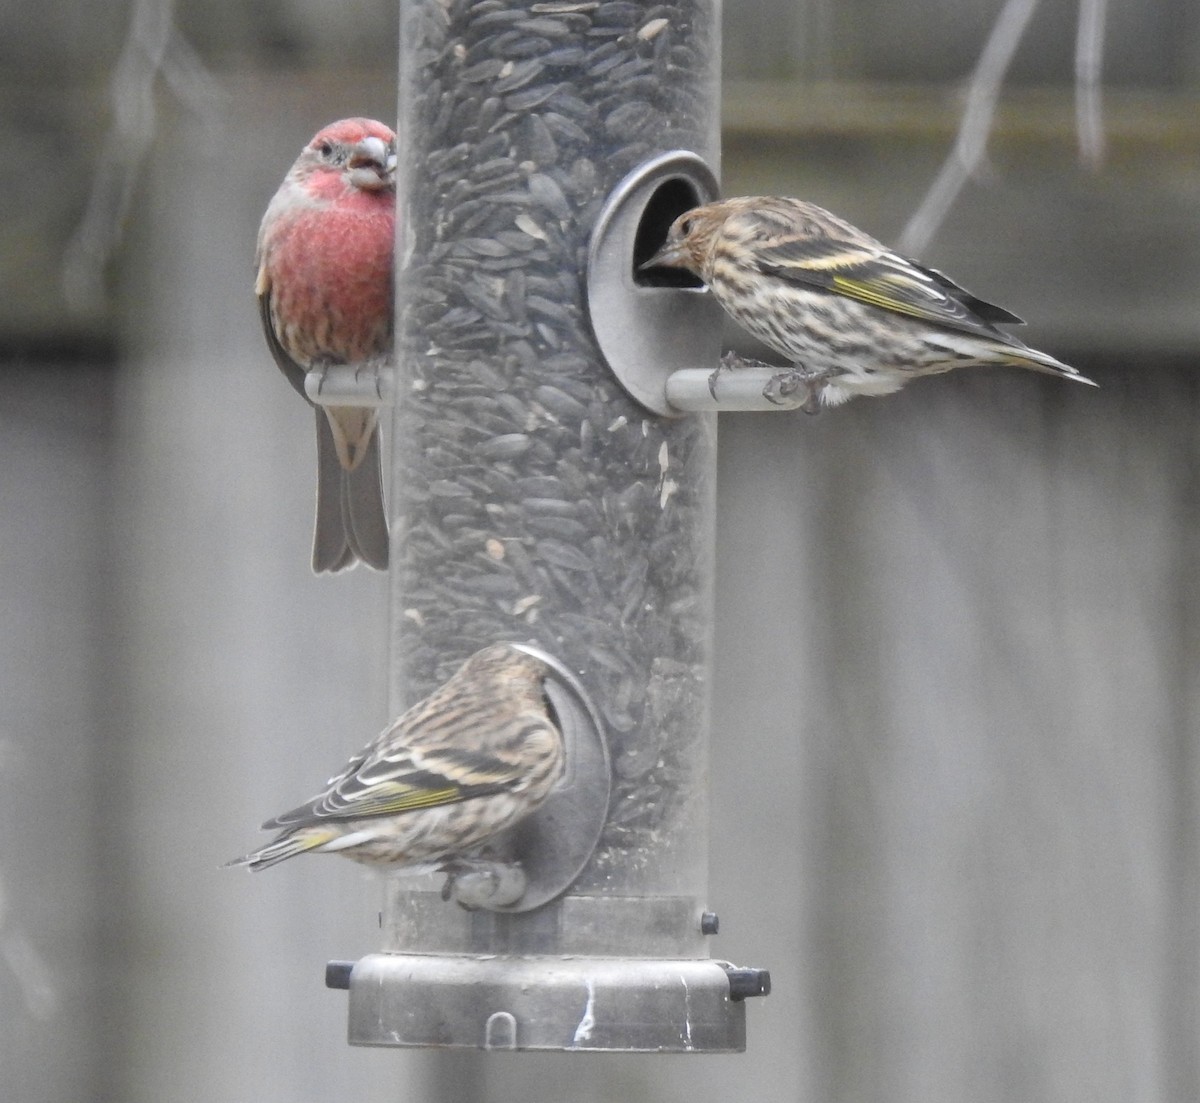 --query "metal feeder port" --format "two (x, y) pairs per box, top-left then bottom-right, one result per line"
(587, 151), (725, 417)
